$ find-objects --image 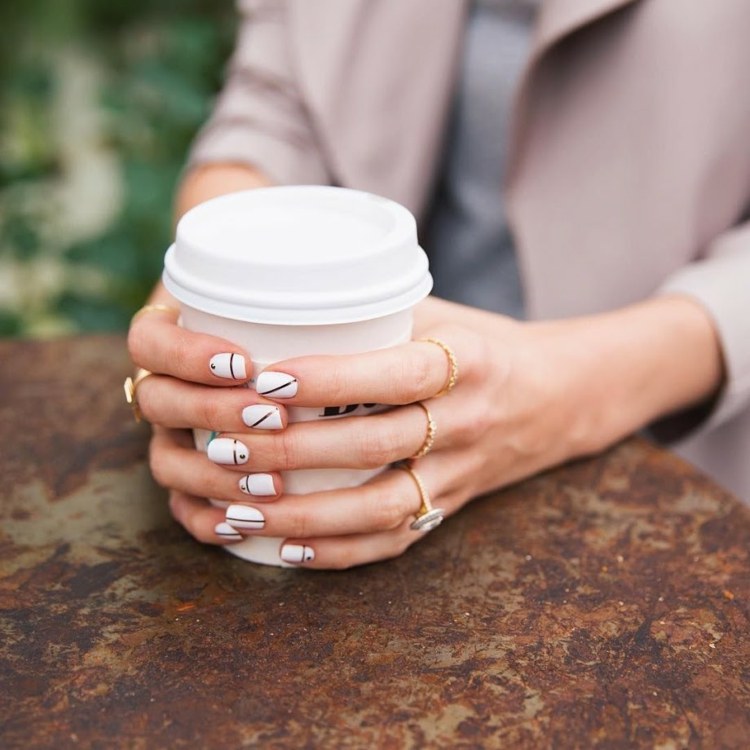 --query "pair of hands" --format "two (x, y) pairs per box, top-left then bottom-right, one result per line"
(127, 295), (599, 568)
